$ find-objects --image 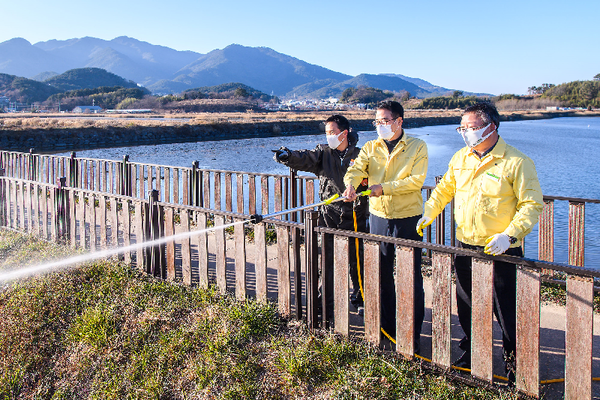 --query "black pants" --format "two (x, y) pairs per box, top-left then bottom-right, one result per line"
(370, 214), (424, 348)
(455, 241), (522, 359)
(319, 205), (367, 315)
